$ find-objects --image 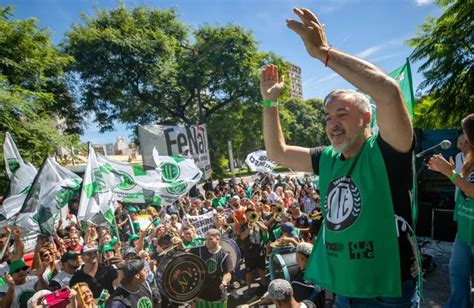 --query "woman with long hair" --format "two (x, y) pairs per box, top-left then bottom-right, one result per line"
(428, 114), (474, 308)
(72, 282), (101, 308)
